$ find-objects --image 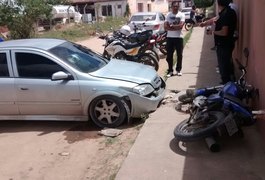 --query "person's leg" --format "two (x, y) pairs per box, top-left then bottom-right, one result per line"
(166, 38), (175, 74)
(216, 46), (232, 84)
(175, 38), (184, 74)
